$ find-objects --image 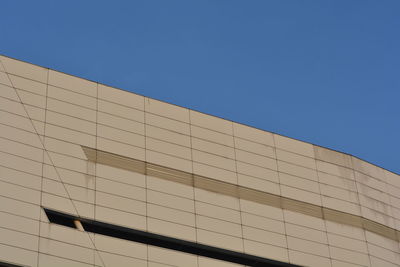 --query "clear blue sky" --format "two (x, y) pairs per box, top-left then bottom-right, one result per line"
(2, 1), (399, 174)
